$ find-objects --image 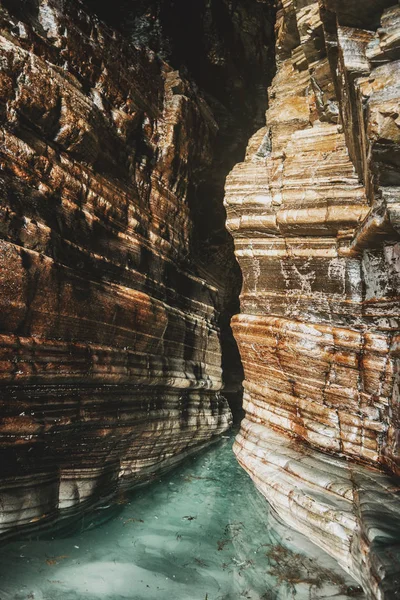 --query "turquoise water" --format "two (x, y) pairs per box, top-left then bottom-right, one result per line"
(0, 433), (363, 600)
